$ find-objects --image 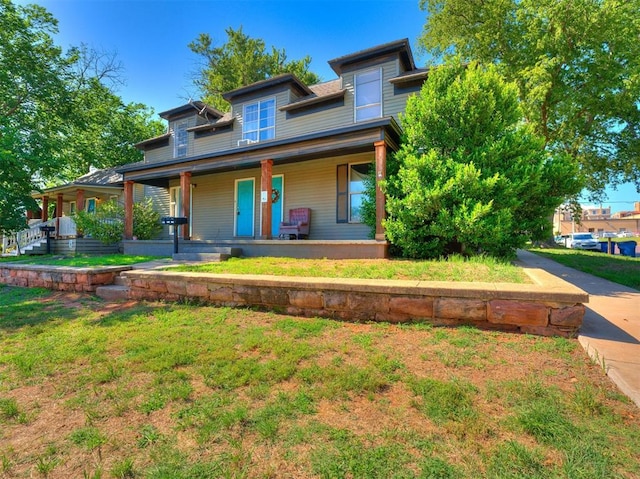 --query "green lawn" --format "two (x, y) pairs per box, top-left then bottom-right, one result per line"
(0, 285), (638, 478)
(529, 247), (640, 290)
(0, 254), (165, 267)
(169, 255), (529, 283)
